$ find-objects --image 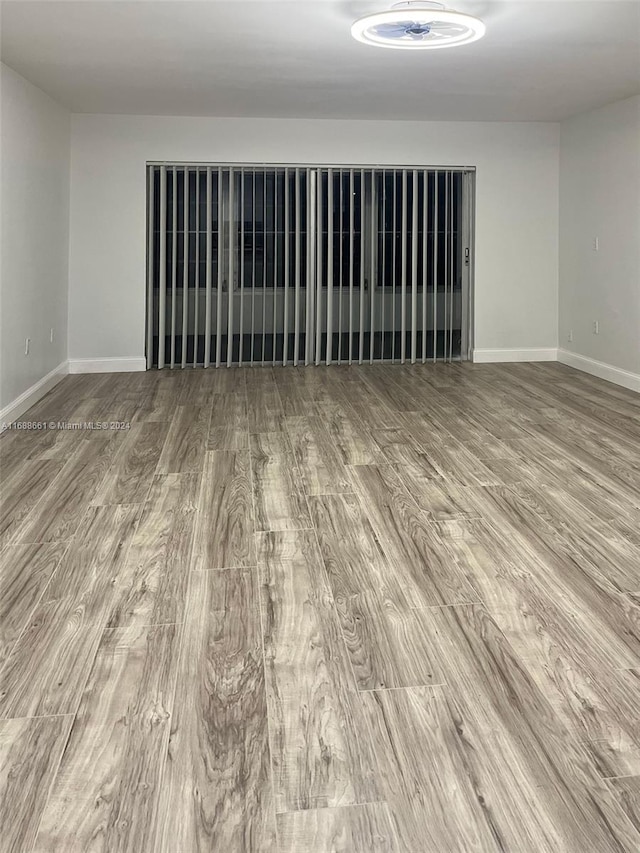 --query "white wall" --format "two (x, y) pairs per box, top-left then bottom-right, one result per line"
(68, 115), (559, 364)
(559, 95), (640, 382)
(1, 63), (70, 412)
